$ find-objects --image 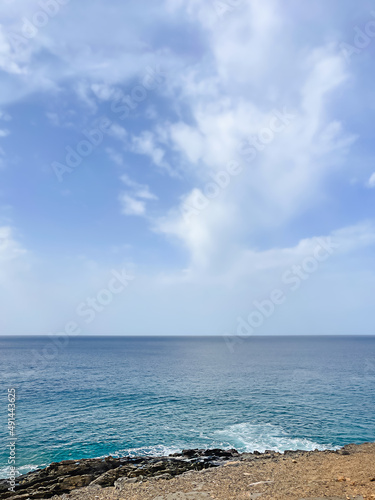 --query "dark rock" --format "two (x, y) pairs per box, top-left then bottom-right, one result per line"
(90, 466), (132, 486)
(0, 451), (225, 499)
(182, 449), (199, 458)
(180, 448), (239, 459)
(0, 445), (357, 499)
